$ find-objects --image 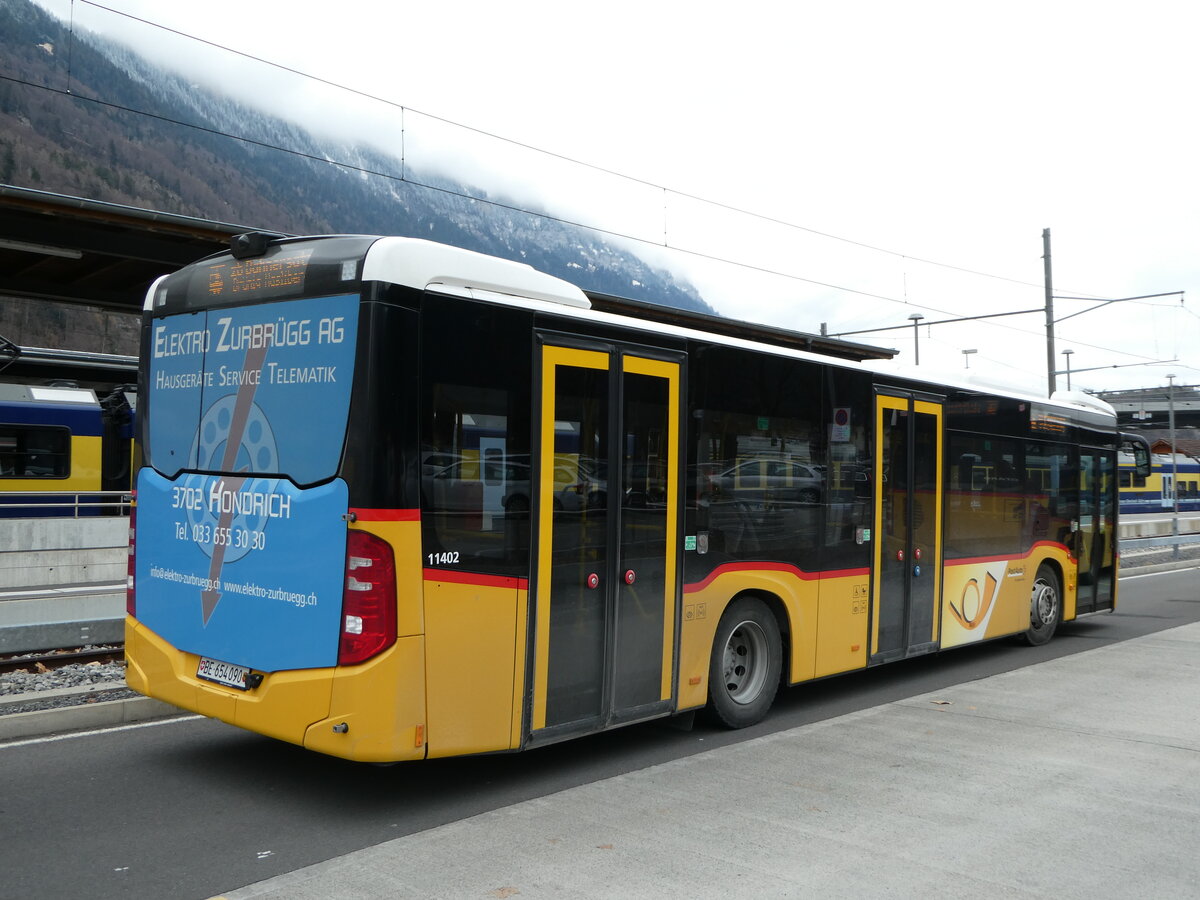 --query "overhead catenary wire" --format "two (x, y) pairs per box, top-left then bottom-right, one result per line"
(0, 71), (918, 309)
(67, 1), (1102, 296)
(6, 71), (1174, 370)
(3, 0), (1186, 373)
